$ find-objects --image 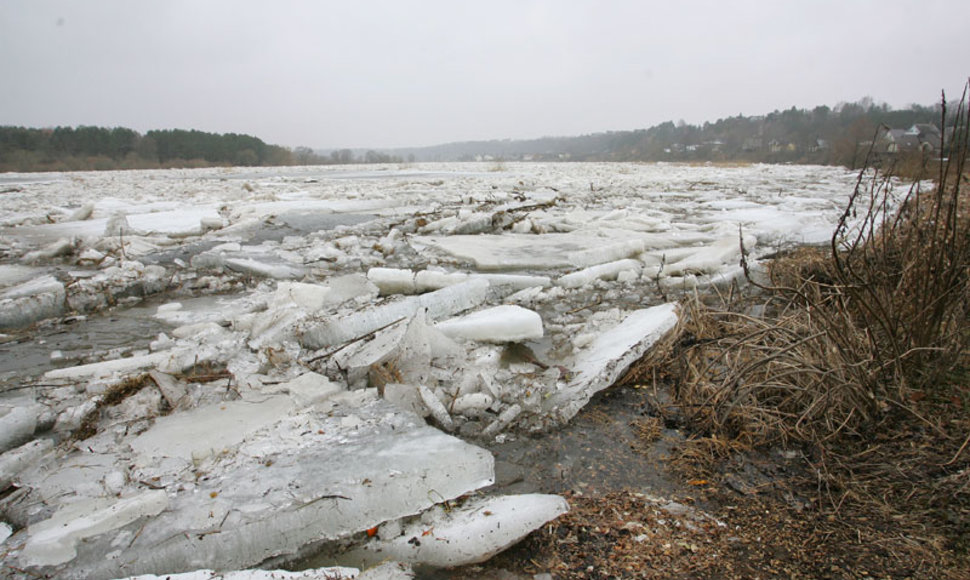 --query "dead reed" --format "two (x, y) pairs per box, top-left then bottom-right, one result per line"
(635, 84), (970, 540)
